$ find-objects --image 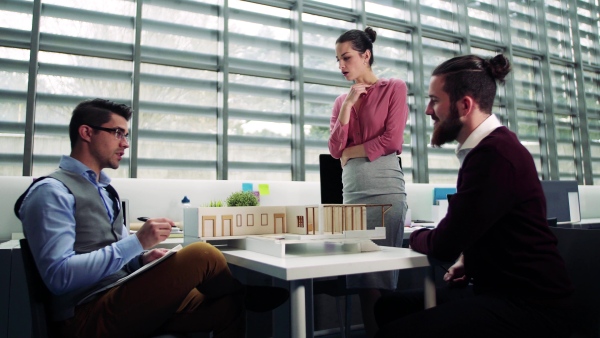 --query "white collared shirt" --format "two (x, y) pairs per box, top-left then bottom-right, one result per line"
(455, 114), (503, 166)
